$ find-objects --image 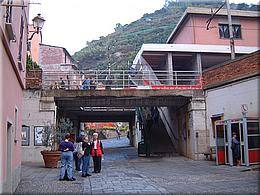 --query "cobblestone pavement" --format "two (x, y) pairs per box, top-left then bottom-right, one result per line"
(15, 138), (259, 194)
